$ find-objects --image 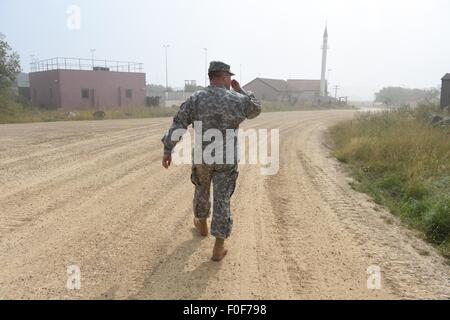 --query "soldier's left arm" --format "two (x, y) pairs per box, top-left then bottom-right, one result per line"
(161, 96), (195, 154)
